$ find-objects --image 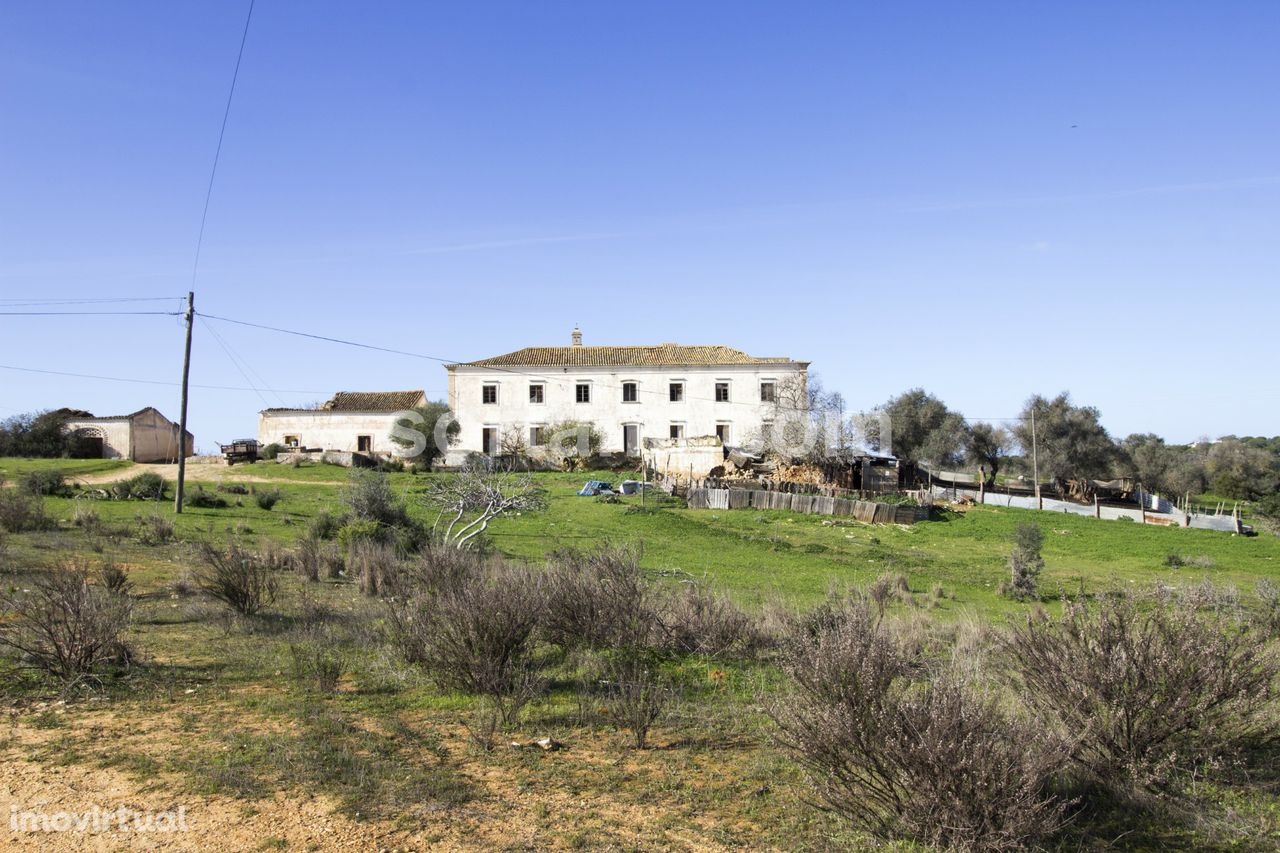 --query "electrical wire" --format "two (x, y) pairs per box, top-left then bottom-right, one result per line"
(188, 0), (255, 290)
(0, 310), (182, 316)
(0, 363), (325, 395)
(198, 315), (277, 407)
